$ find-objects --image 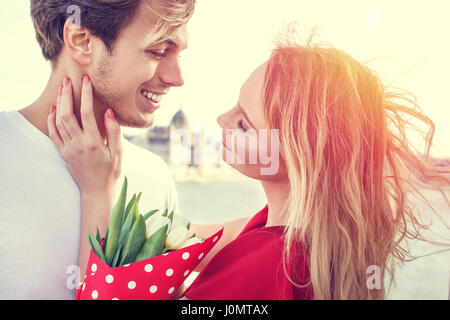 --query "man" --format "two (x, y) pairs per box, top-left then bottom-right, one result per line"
(0, 0), (195, 299)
